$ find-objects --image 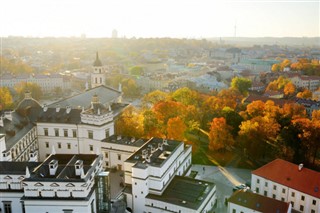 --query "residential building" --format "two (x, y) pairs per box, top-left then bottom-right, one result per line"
(252, 159), (320, 213)
(228, 189), (292, 213)
(289, 75), (320, 91)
